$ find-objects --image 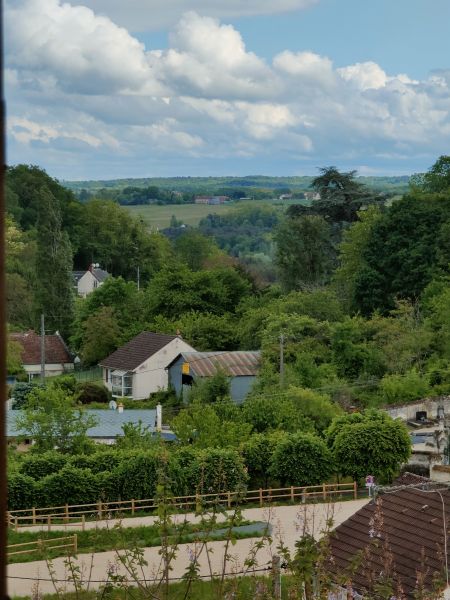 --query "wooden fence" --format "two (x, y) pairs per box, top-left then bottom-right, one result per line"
(7, 481), (357, 531)
(7, 534), (77, 556)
